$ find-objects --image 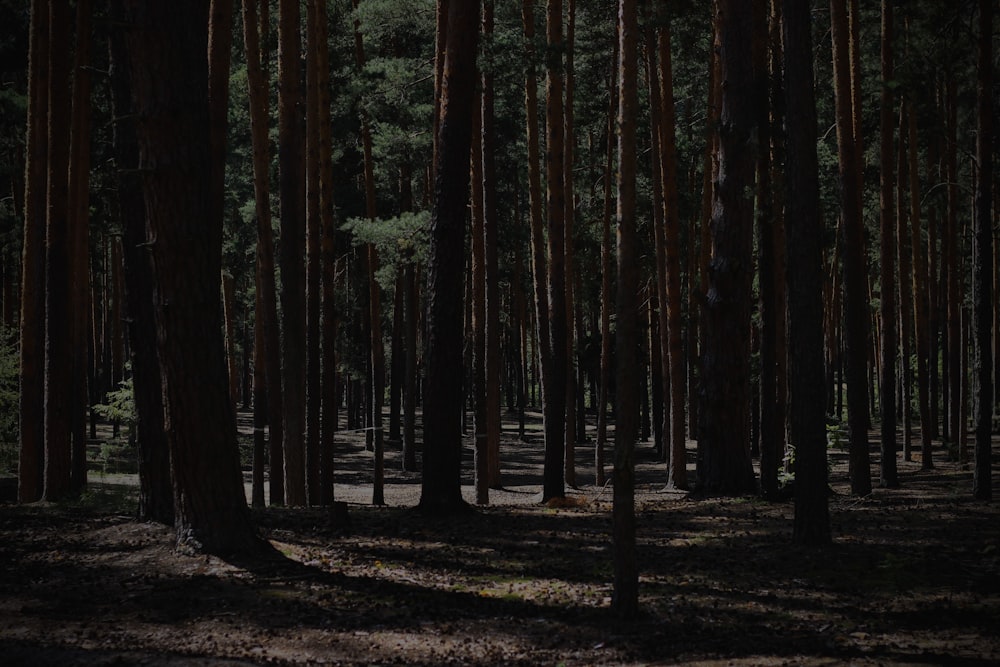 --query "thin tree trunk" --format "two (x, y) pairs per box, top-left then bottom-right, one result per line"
(563, 0), (578, 488)
(223, 272), (240, 410)
(972, 0), (993, 500)
(877, 0), (898, 488)
(68, 0), (93, 496)
(305, 0), (322, 506)
(471, 88), (489, 505)
(42, 0), (73, 501)
(278, 0), (307, 506)
(831, 0), (872, 497)
(908, 103), (932, 469)
(252, 286), (266, 508)
(612, 0), (639, 620)
(896, 103), (913, 462)
(242, 0), (284, 505)
(945, 76), (963, 462)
